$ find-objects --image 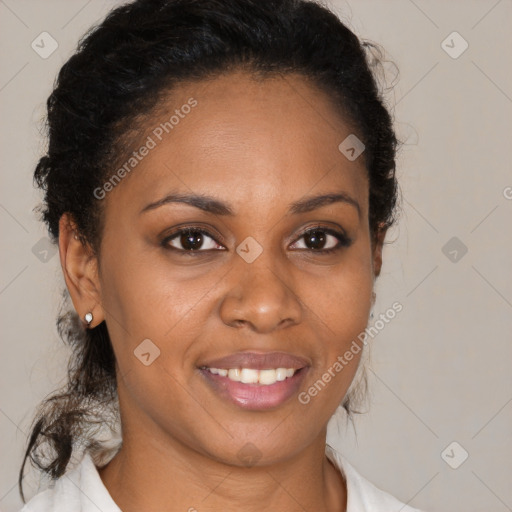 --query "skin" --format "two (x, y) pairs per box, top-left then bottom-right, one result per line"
(58, 70), (386, 512)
